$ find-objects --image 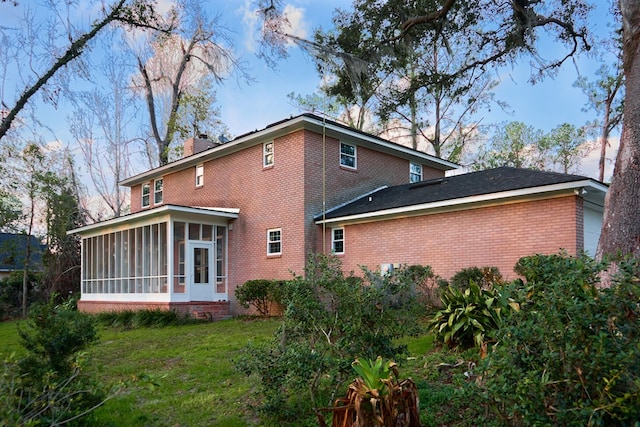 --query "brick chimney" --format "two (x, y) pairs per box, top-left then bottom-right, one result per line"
(184, 134), (217, 157)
